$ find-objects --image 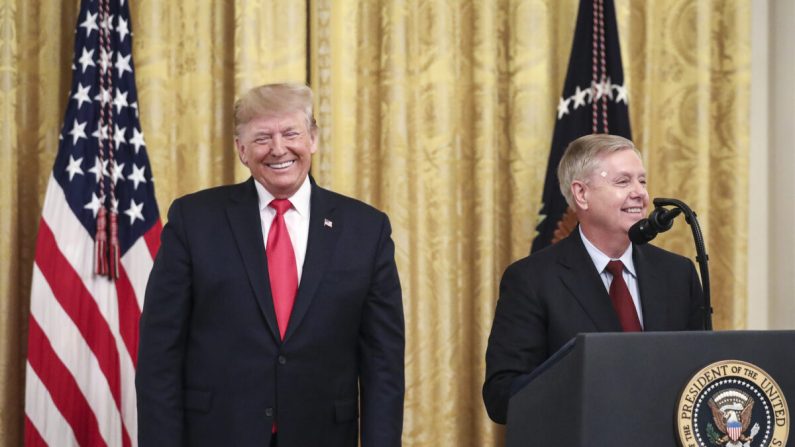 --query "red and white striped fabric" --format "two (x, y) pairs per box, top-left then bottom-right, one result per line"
(24, 0), (161, 445)
(25, 179), (161, 447)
